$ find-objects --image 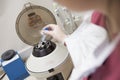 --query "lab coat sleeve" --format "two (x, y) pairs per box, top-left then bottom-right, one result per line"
(64, 21), (108, 80)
